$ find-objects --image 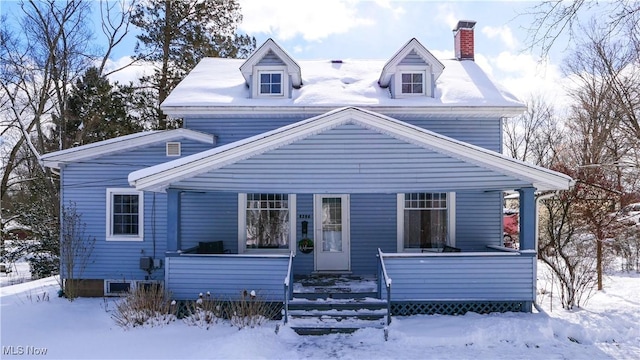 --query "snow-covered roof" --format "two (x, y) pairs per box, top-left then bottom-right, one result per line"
(129, 107), (573, 193)
(40, 129), (214, 169)
(161, 57), (525, 117)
